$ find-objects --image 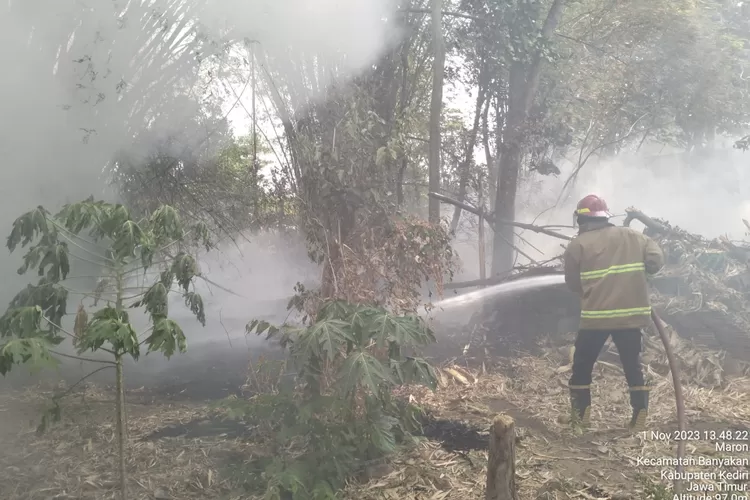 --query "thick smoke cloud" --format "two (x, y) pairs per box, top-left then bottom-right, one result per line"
(0, 0), (400, 389)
